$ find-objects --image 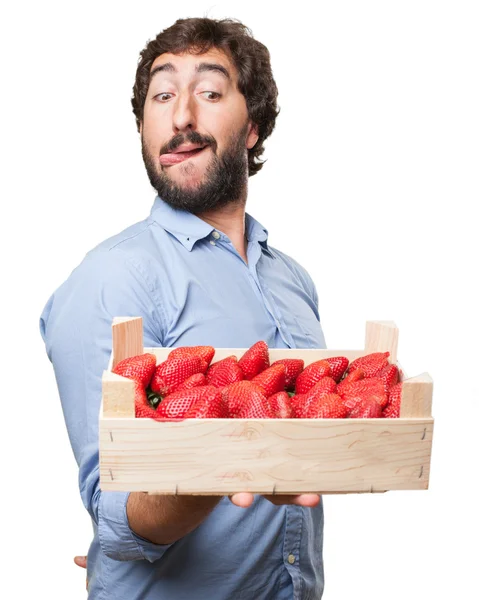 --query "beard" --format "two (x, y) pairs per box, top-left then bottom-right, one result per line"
(141, 123), (250, 214)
